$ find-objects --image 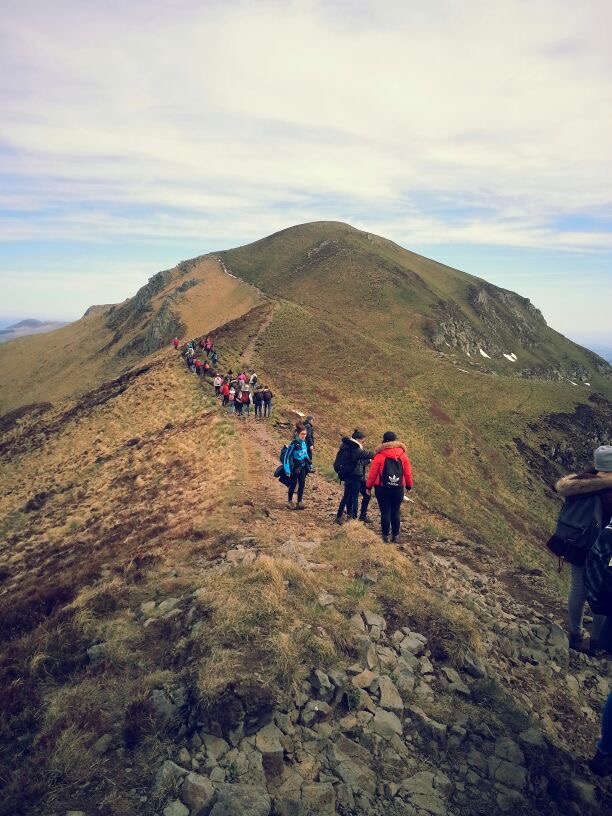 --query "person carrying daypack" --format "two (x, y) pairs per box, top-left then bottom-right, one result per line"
(211, 349), (219, 367)
(249, 370), (258, 390)
(262, 387), (273, 418)
(334, 430), (374, 524)
(241, 387), (251, 417)
(282, 423), (312, 509)
(553, 445), (612, 653)
(253, 386), (264, 419)
(366, 432), (413, 544)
